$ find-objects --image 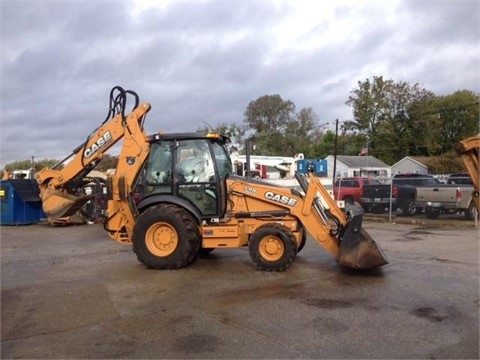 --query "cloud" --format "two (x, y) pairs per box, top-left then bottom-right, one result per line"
(1, 0), (478, 168)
